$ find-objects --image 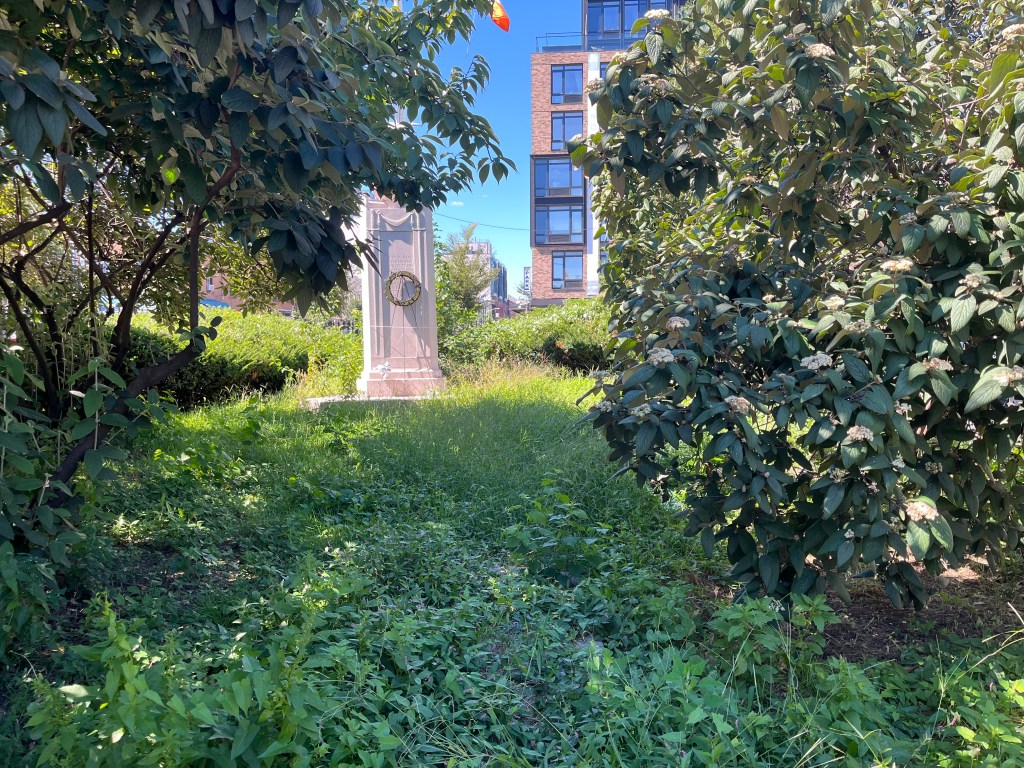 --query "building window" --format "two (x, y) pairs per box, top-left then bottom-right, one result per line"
(551, 65), (583, 105)
(588, 1), (621, 36)
(205, 277), (215, 292)
(552, 252), (585, 291)
(600, 62), (608, 80)
(534, 158), (584, 198)
(535, 204), (585, 245)
(551, 112), (583, 152)
(589, 1), (671, 44)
